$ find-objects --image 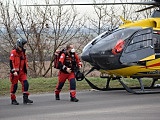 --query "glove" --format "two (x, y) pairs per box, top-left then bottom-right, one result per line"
(13, 72), (18, 76)
(66, 68), (72, 73)
(79, 65), (82, 69)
